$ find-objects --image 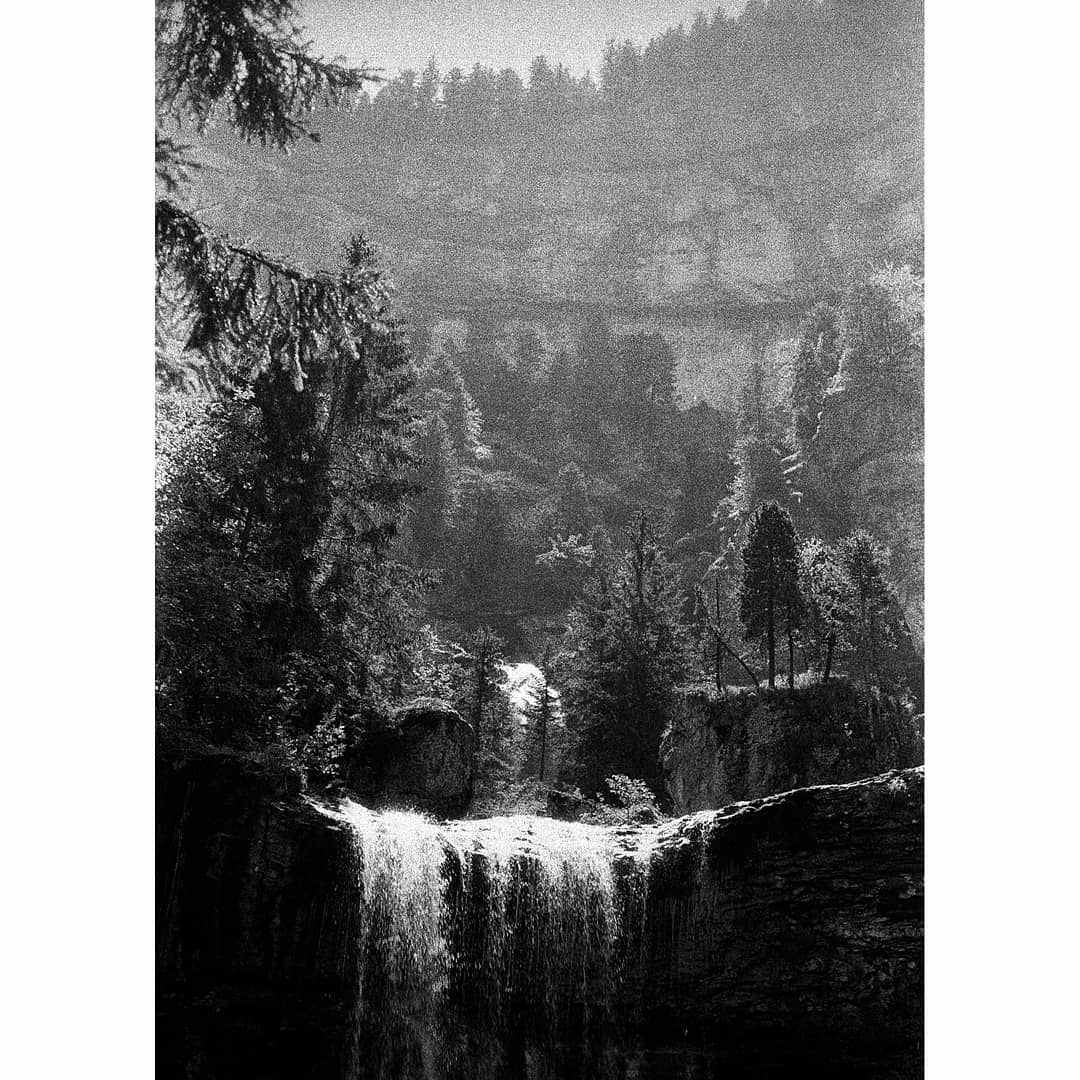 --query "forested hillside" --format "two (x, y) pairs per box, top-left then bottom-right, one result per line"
(185, 0), (922, 404)
(157, 0), (923, 811)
